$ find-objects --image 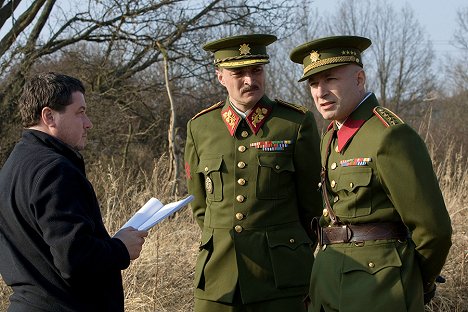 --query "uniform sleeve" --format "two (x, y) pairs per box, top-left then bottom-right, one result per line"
(184, 119), (207, 229)
(376, 124), (452, 285)
(294, 111), (323, 240)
